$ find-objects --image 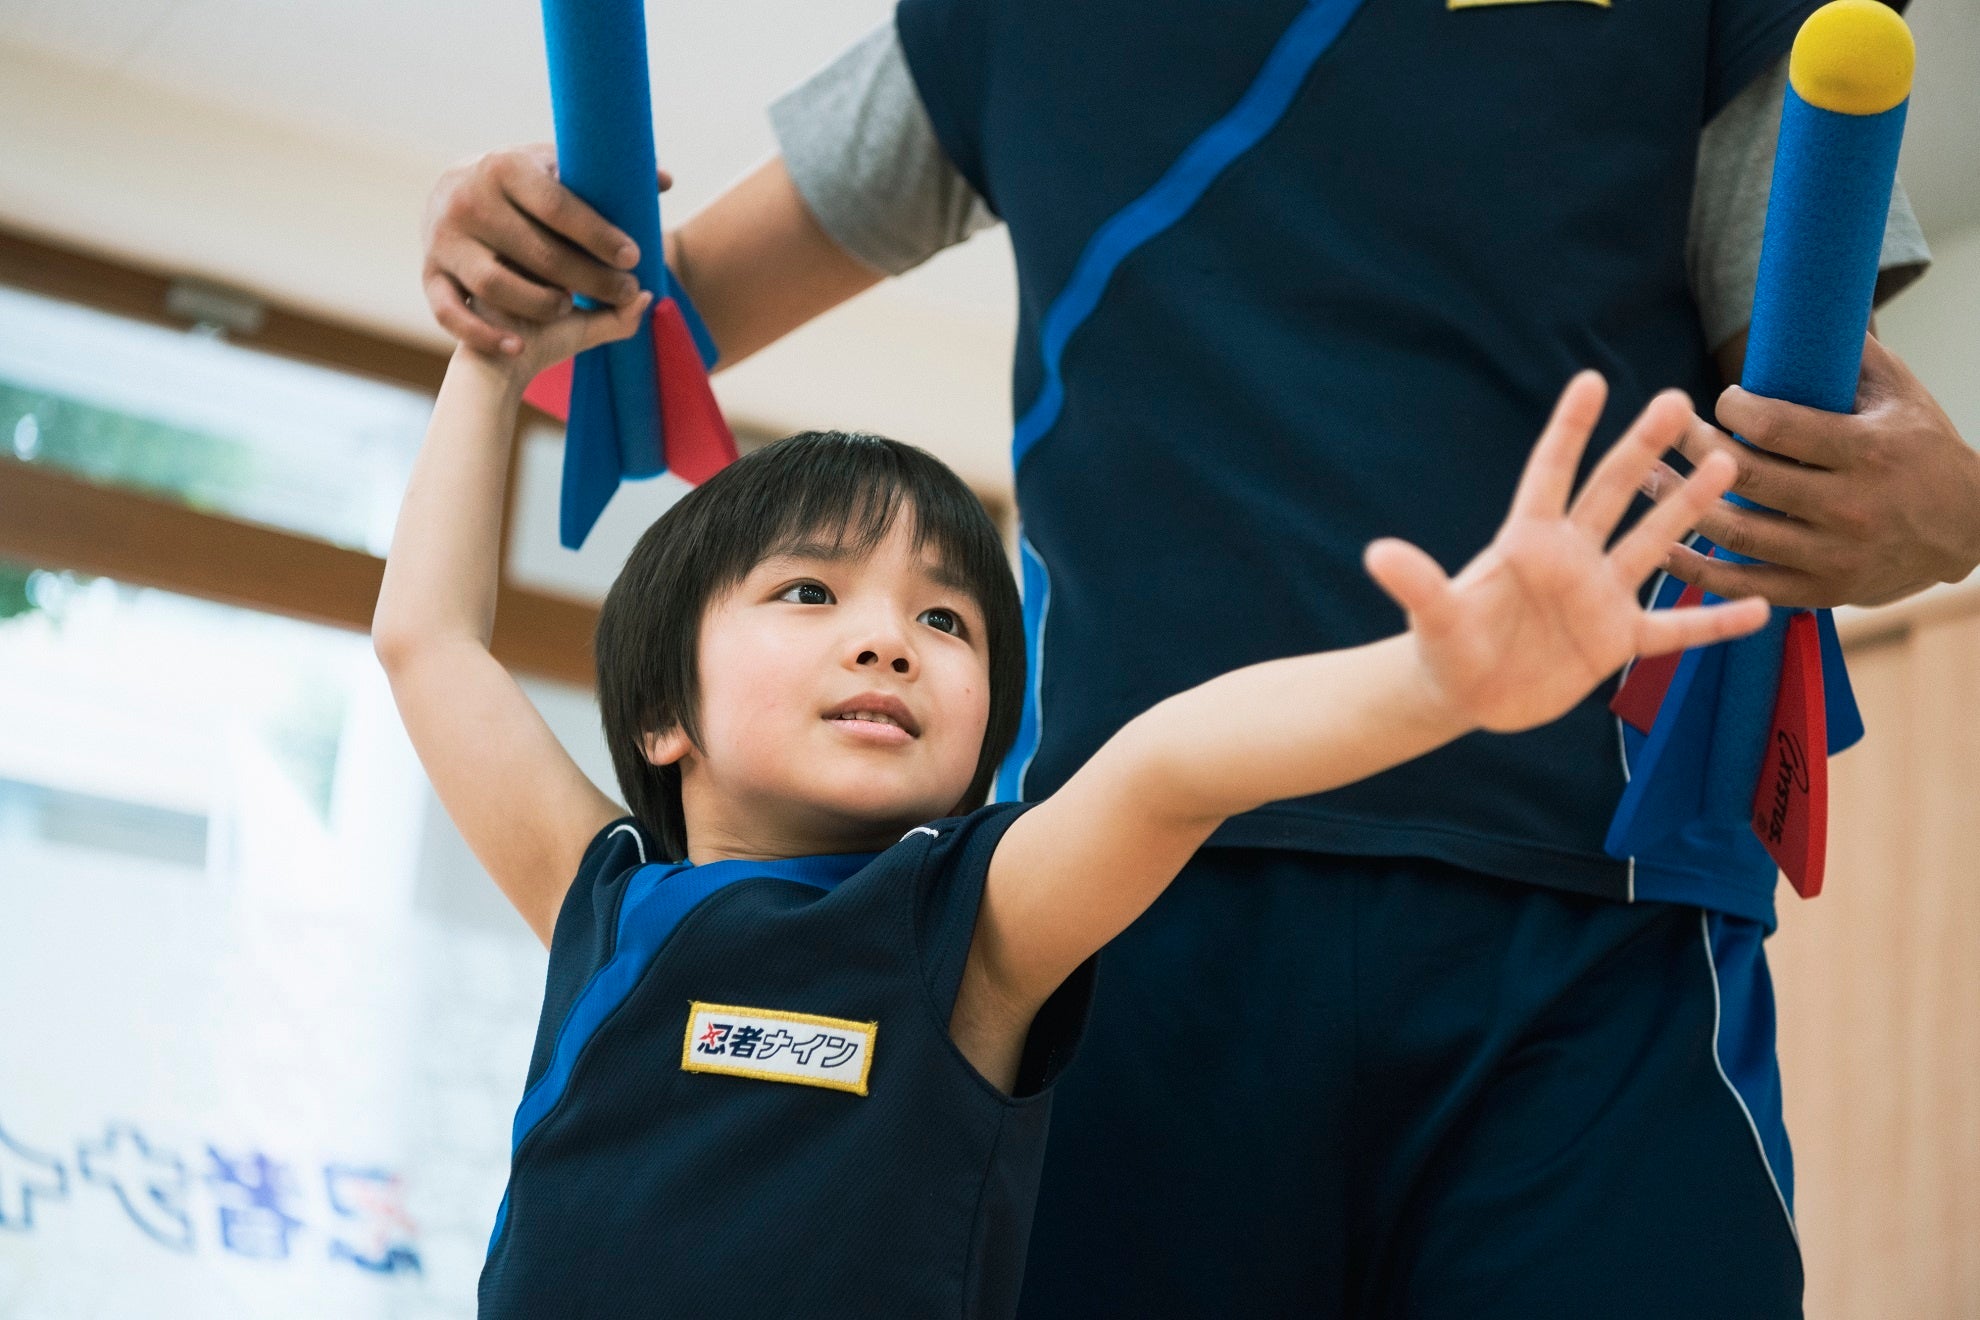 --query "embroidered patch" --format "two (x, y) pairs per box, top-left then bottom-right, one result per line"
(681, 1002), (876, 1096)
